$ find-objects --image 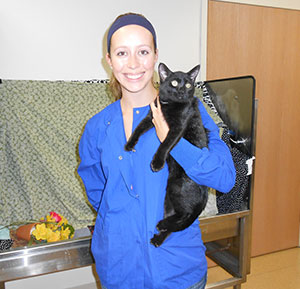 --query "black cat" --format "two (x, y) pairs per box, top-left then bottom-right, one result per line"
(125, 63), (209, 247)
